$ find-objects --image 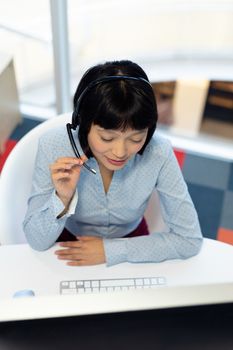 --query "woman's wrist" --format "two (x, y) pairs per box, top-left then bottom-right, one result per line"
(56, 192), (74, 209)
